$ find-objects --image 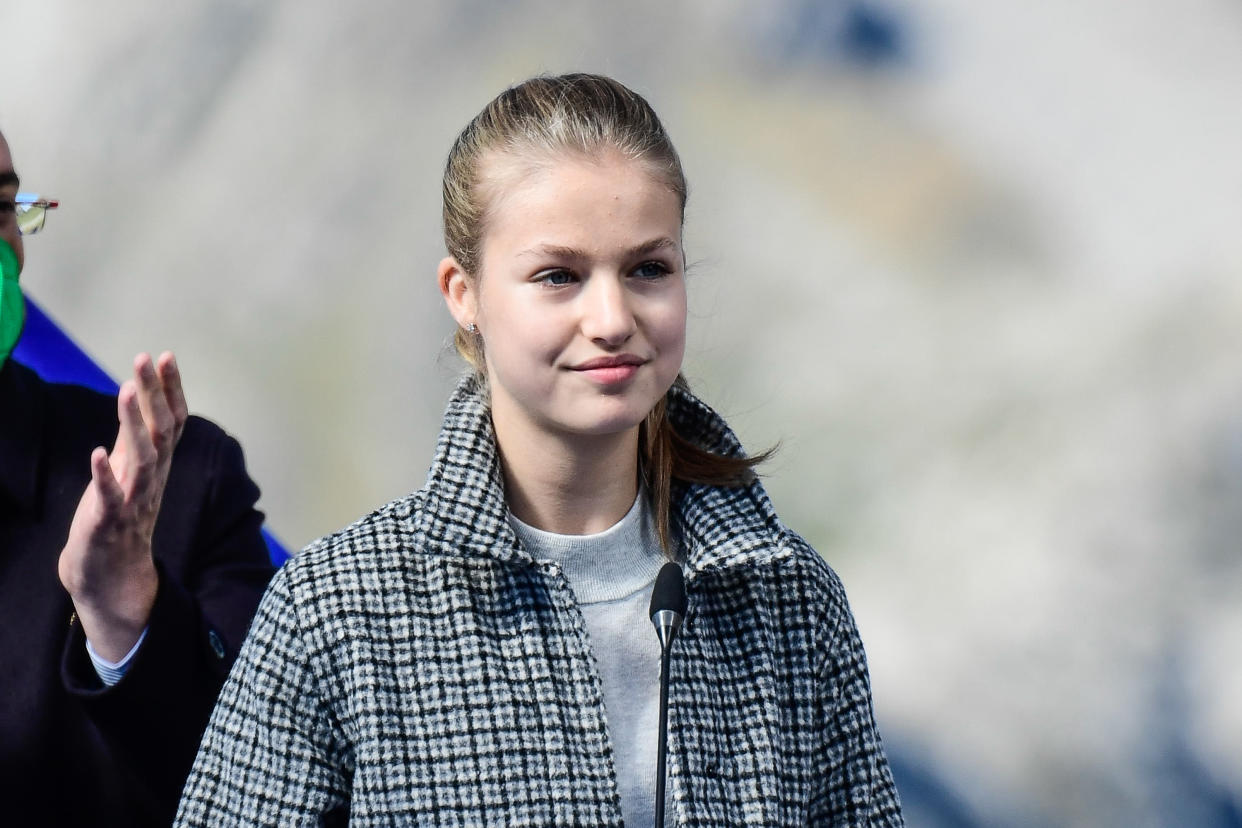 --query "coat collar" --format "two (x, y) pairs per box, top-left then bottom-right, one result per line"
(412, 375), (786, 576)
(413, 374), (527, 565)
(662, 383), (787, 575)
